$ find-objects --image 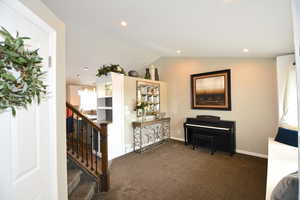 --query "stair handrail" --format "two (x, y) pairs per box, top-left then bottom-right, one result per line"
(66, 102), (104, 132)
(66, 102), (110, 192)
